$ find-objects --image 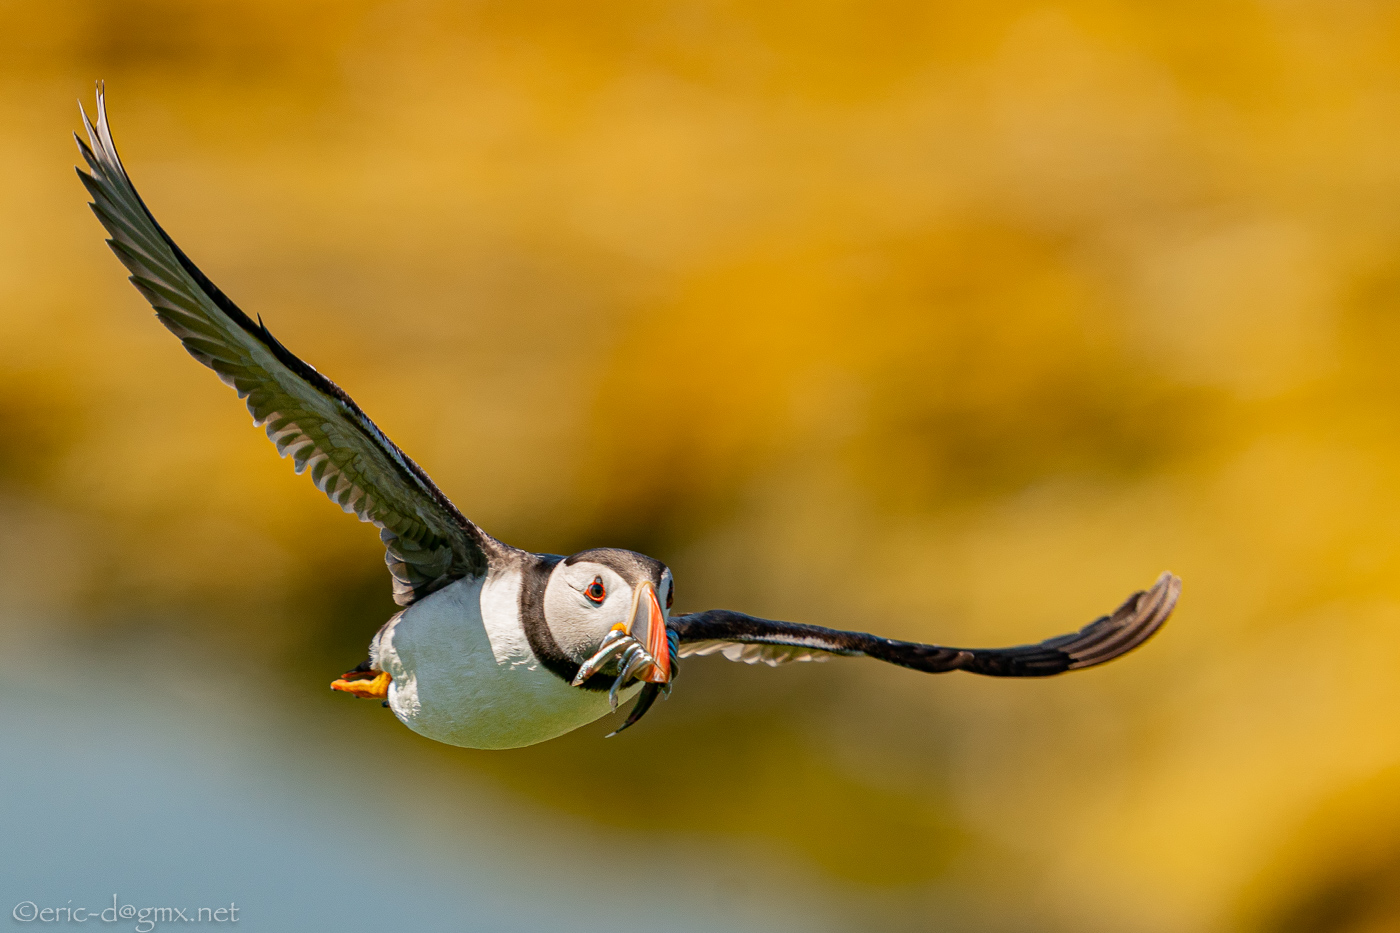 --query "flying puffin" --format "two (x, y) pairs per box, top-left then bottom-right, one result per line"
(75, 86), (1182, 750)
